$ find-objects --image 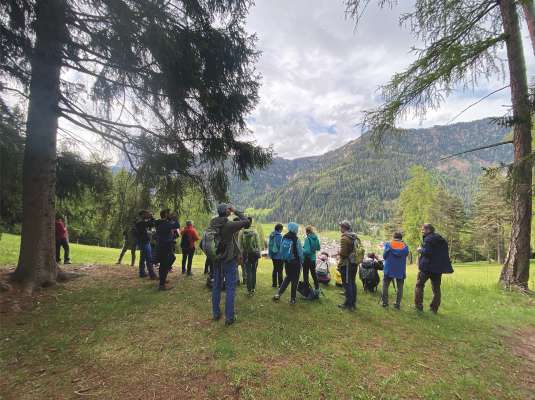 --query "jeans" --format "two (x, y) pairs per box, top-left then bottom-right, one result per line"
(382, 276), (404, 307)
(212, 259), (238, 321)
(139, 241), (156, 278)
(245, 256), (258, 292)
(159, 243), (174, 287)
(181, 248), (194, 274)
(278, 261), (301, 300)
(204, 258), (212, 275)
(344, 263), (357, 307)
(415, 271), (442, 312)
(303, 256), (319, 290)
(272, 259), (284, 287)
(118, 242), (136, 265)
(55, 238), (70, 263)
